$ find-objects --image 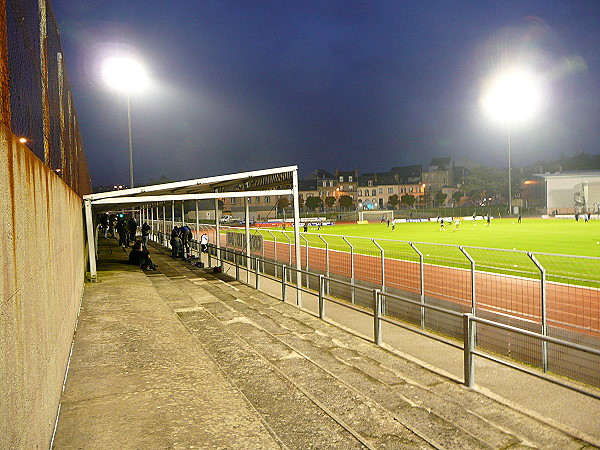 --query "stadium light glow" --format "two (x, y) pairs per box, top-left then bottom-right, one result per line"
(101, 57), (149, 93)
(481, 70), (542, 123)
(101, 56), (149, 188)
(481, 69), (543, 216)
